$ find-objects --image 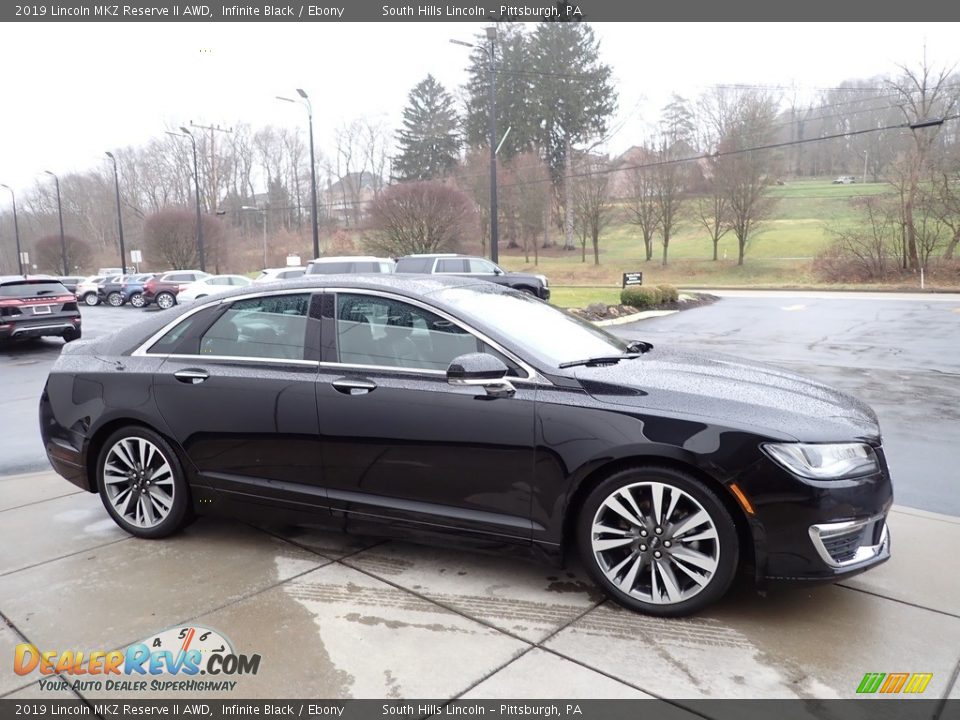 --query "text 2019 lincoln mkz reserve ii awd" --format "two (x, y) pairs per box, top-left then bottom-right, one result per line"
(39, 276), (891, 616)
